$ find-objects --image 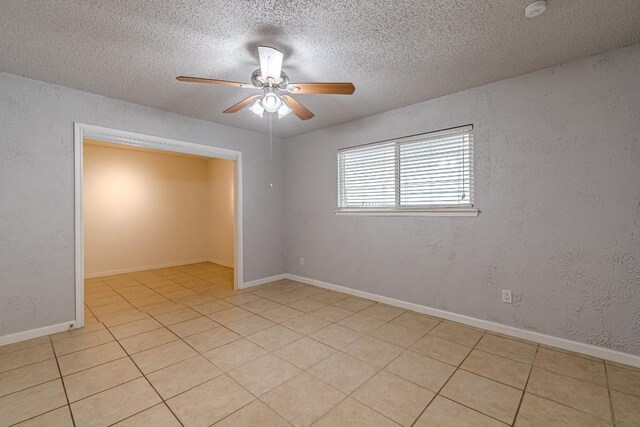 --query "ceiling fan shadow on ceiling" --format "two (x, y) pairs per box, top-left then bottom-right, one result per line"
(176, 46), (355, 121)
